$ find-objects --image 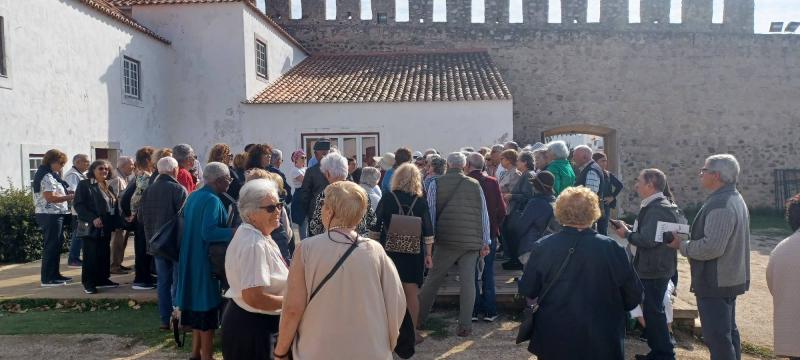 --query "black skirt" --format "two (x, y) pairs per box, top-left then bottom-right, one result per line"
(221, 300), (280, 360)
(387, 246), (425, 286)
(181, 307), (220, 331)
